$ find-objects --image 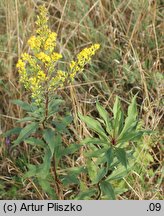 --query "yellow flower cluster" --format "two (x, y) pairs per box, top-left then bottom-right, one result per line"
(16, 59), (28, 88)
(16, 5), (100, 105)
(49, 70), (68, 90)
(44, 32), (57, 52)
(36, 52), (51, 63)
(29, 77), (42, 104)
(16, 5), (63, 104)
(35, 5), (50, 36)
(69, 44), (100, 80)
(27, 5), (57, 54)
(28, 36), (42, 51)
